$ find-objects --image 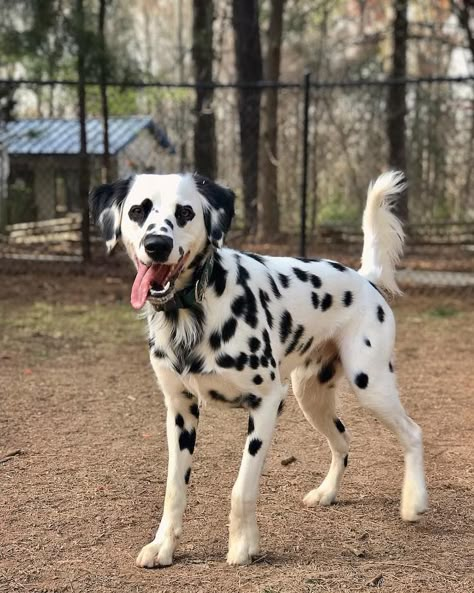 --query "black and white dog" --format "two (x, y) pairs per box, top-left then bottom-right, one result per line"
(90, 171), (427, 567)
